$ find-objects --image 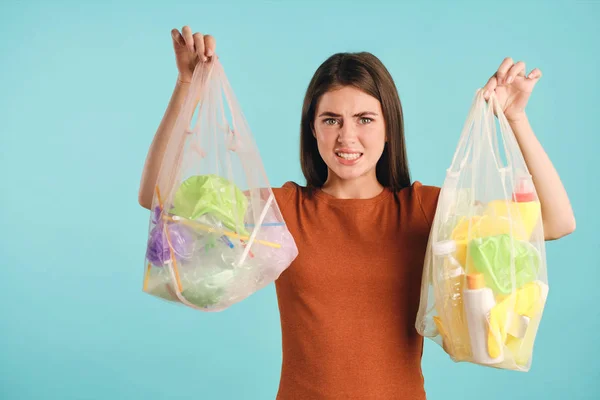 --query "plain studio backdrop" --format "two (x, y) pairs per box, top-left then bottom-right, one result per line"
(0, 0), (597, 399)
